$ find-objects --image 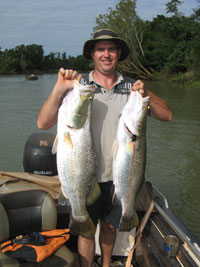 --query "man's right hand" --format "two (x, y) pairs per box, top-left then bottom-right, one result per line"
(56, 68), (82, 93)
(37, 68), (82, 130)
